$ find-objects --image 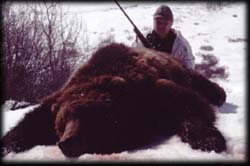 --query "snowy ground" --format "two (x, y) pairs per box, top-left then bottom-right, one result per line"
(1, 2), (247, 163)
